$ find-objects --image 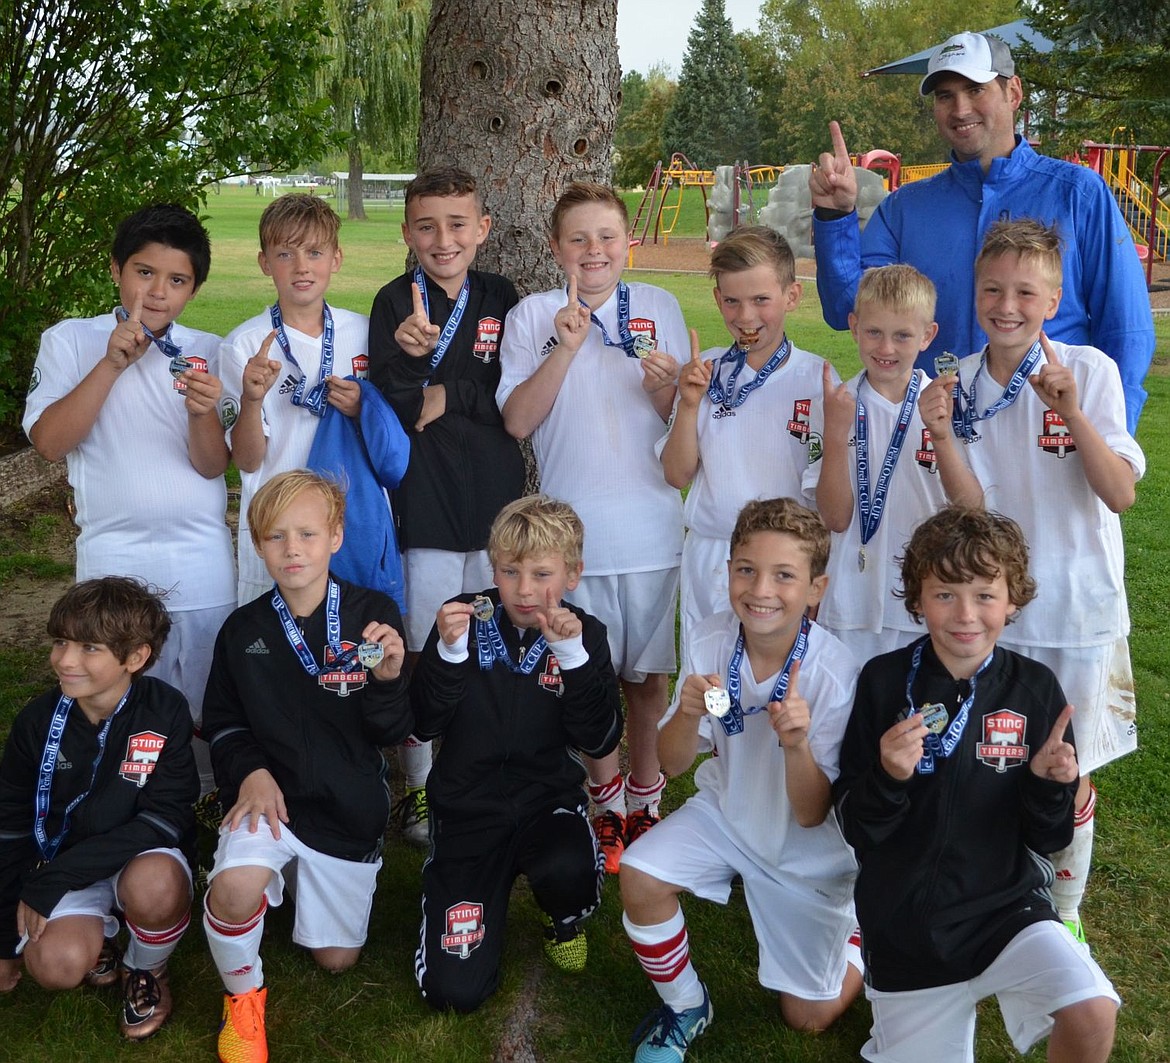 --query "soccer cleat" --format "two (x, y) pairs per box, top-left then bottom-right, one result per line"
(543, 920), (588, 973)
(84, 936), (122, 988)
(218, 986), (268, 1063)
(625, 806), (660, 848)
(394, 786), (430, 848)
(1064, 916), (1087, 944)
(119, 963), (172, 1041)
(593, 810), (626, 874)
(632, 984), (713, 1062)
